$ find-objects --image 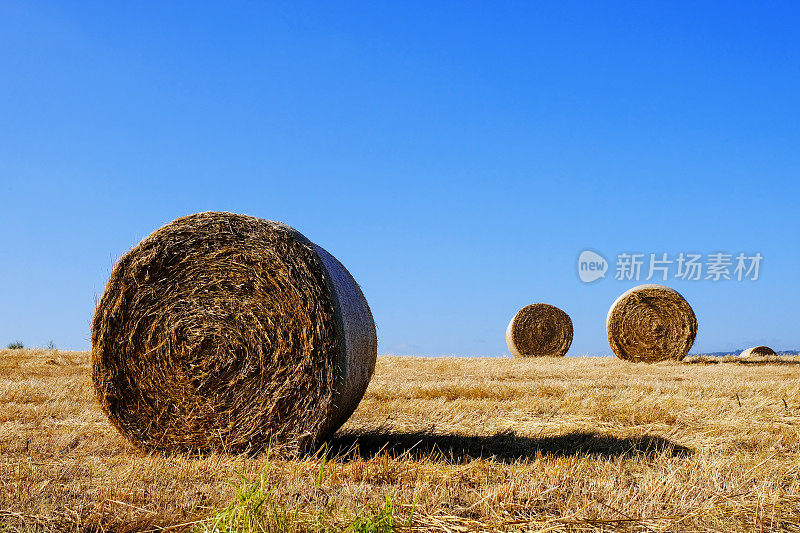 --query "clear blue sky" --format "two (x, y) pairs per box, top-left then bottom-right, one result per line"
(1, 1), (798, 355)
